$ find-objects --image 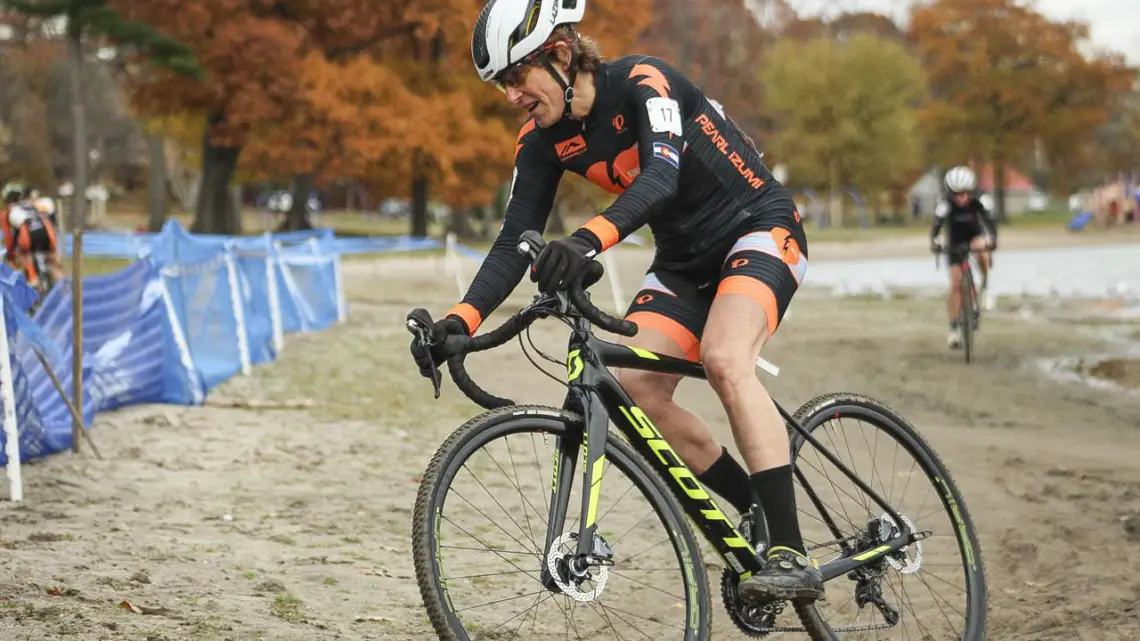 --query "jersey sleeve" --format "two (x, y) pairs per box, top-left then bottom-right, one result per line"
(930, 200), (948, 239)
(445, 123), (563, 335)
(976, 200), (997, 239)
(572, 57), (689, 253)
